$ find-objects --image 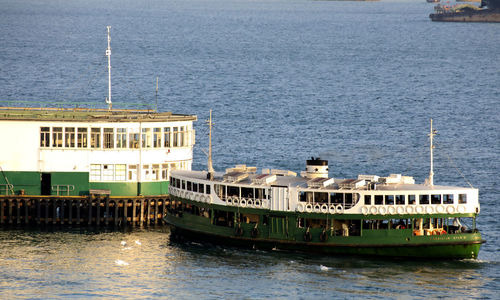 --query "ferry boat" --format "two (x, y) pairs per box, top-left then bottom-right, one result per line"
(165, 116), (485, 259)
(0, 27), (196, 197)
